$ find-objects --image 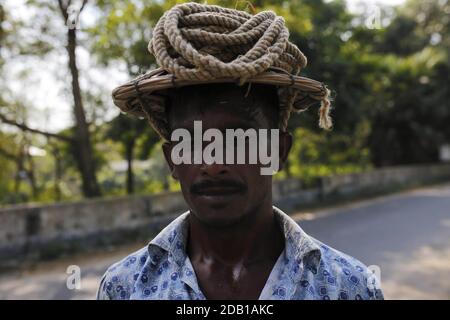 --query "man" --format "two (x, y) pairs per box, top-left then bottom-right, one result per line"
(97, 2), (383, 300)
